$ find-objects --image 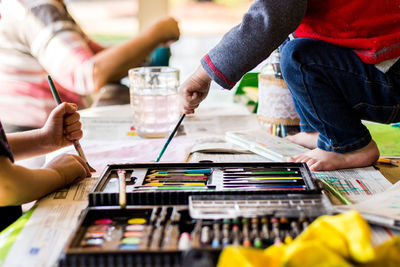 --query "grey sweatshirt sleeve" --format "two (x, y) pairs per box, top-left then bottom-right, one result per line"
(201, 0), (307, 89)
